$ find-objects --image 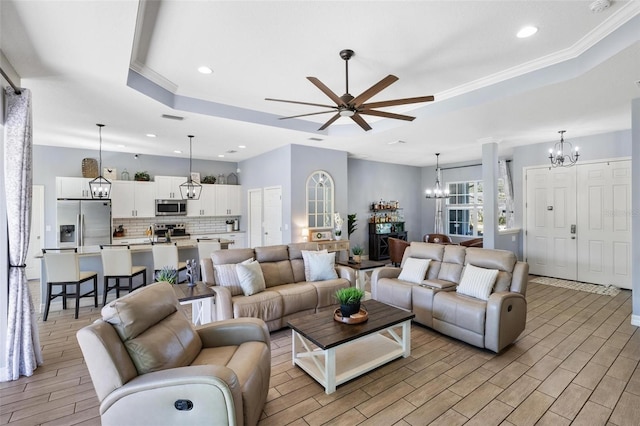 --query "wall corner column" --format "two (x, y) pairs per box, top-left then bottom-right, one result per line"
(481, 140), (499, 249)
(631, 98), (640, 326)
